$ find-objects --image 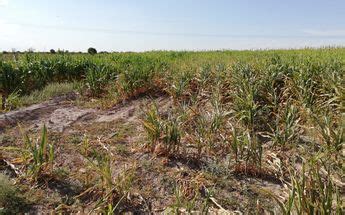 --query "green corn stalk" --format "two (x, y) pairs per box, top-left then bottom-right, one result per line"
(142, 104), (162, 151)
(162, 116), (182, 155)
(23, 124), (54, 181)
